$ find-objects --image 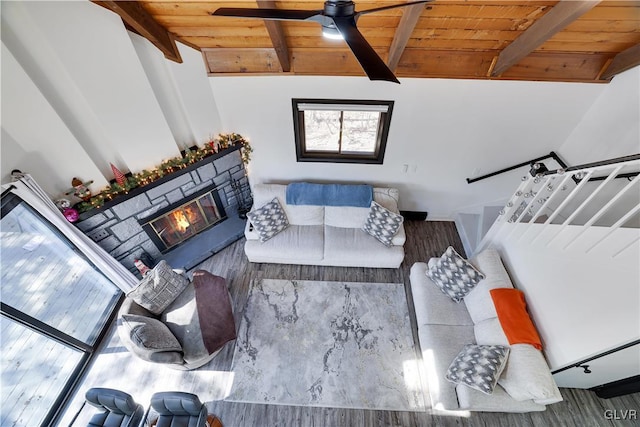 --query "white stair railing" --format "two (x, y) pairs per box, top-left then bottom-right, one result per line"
(476, 154), (640, 256)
